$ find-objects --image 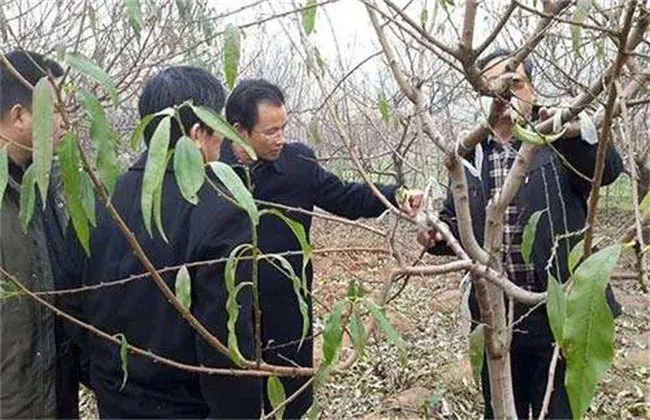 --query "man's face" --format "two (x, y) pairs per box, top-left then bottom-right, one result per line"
(240, 102), (287, 162)
(482, 58), (534, 119)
